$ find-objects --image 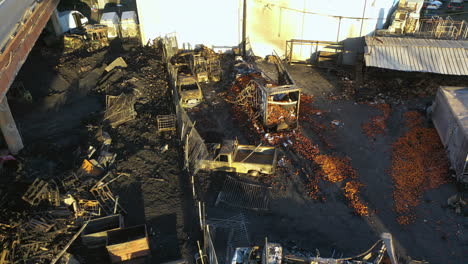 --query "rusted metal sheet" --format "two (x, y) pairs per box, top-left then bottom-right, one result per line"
(0, 0), (60, 101)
